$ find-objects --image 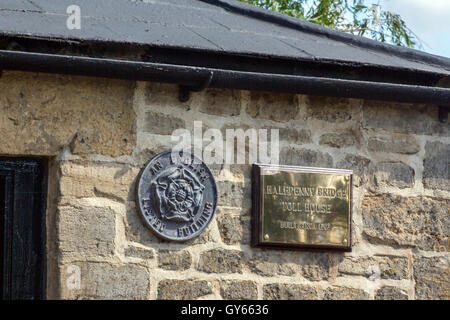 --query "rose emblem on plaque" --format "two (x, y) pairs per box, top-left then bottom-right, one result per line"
(137, 151), (217, 241)
(154, 166), (204, 223)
